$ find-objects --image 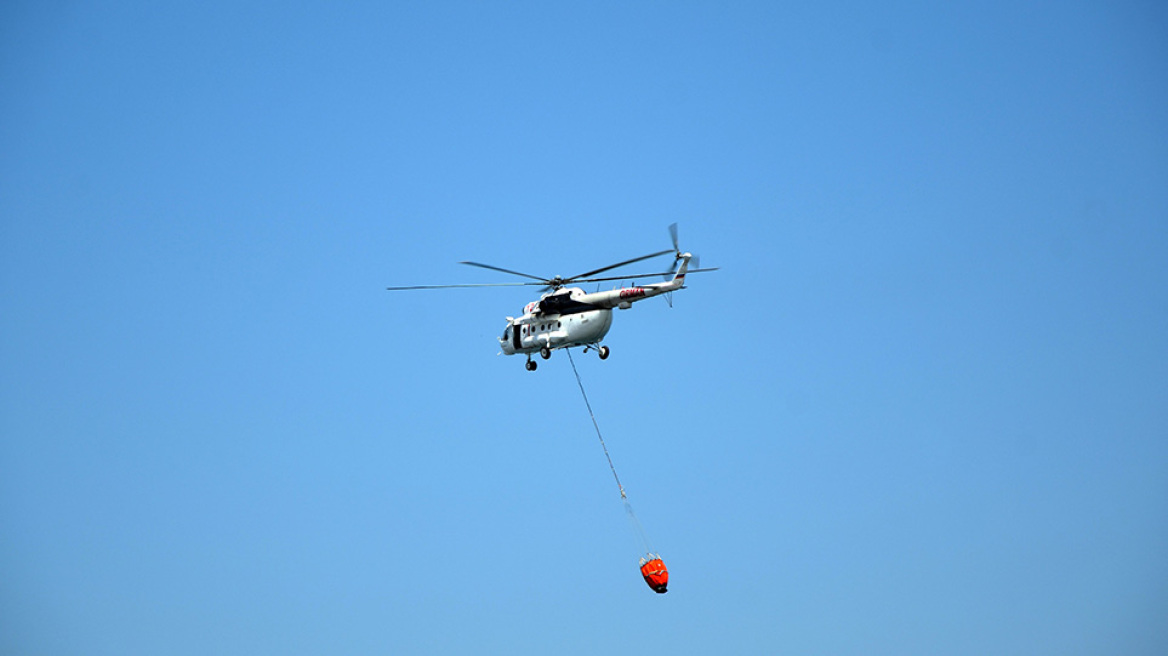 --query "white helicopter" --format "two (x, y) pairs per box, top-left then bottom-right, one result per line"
(387, 224), (716, 370)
